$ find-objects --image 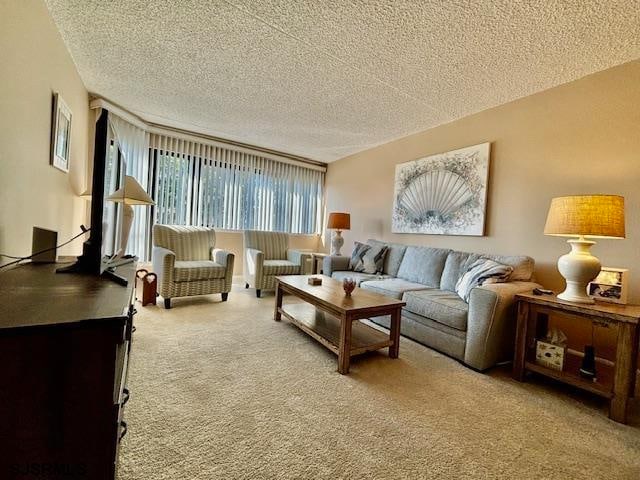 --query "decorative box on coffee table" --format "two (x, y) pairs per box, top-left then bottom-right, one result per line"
(513, 292), (640, 424)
